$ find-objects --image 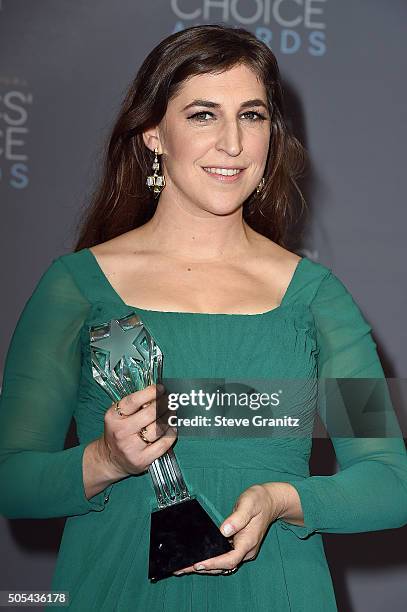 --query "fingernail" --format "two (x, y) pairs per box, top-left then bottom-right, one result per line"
(195, 564), (205, 570)
(222, 523), (233, 536)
